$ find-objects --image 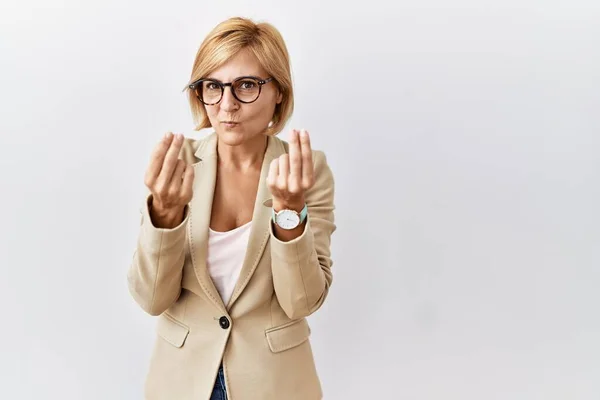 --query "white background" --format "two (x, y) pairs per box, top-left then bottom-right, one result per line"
(1, 0), (599, 399)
